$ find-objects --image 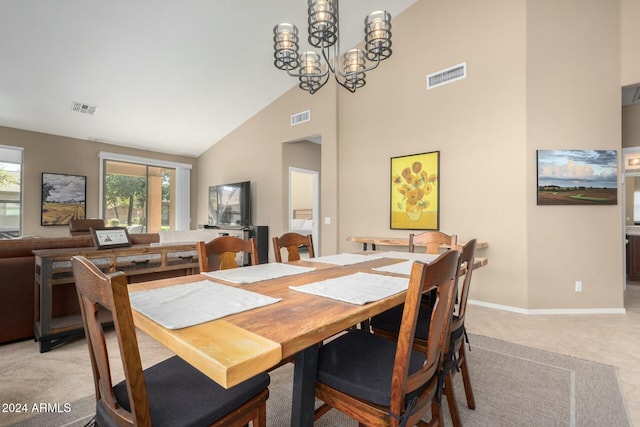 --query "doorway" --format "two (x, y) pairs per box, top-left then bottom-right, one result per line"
(289, 167), (319, 255)
(622, 147), (640, 289)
